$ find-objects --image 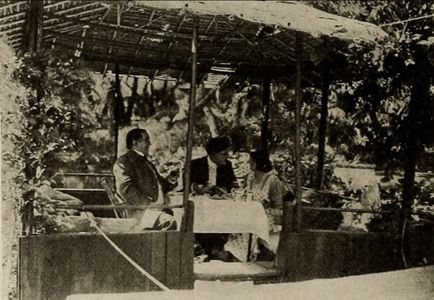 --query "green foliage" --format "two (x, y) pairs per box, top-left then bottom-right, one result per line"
(1, 39), (26, 300)
(304, 0), (434, 172)
(367, 175), (433, 234)
(11, 51), (97, 183)
(2, 48), (100, 243)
